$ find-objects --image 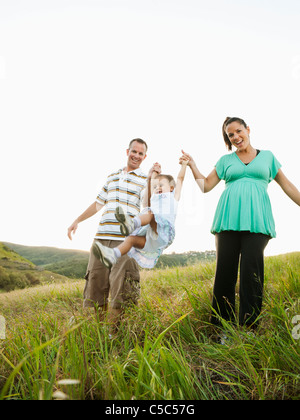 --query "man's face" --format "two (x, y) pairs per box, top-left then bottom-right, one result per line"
(126, 141), (147, 170)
